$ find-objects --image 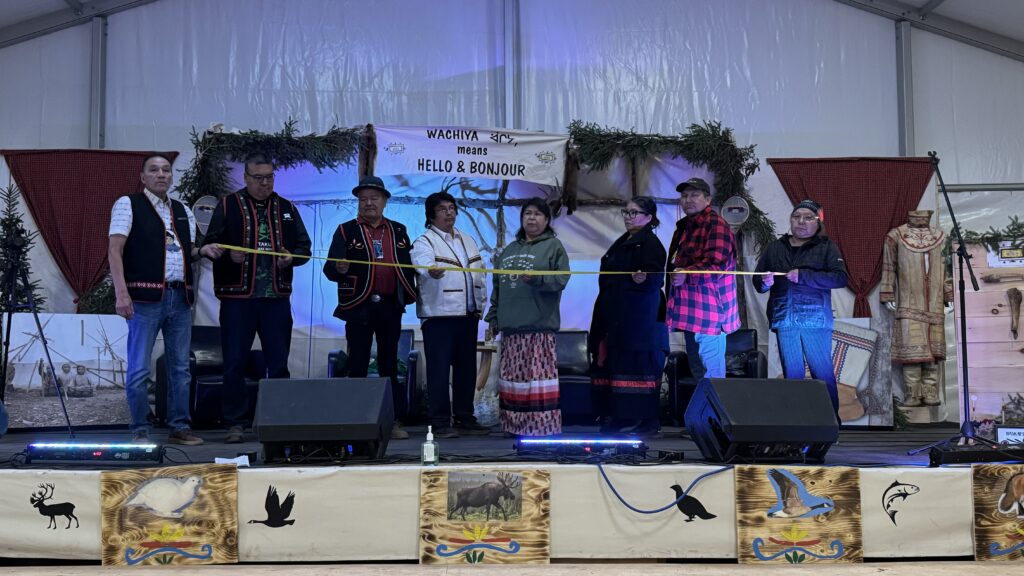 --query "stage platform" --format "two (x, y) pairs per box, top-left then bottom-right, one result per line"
(0, 425), (1014, 564)
(0, 425), (961, 469)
